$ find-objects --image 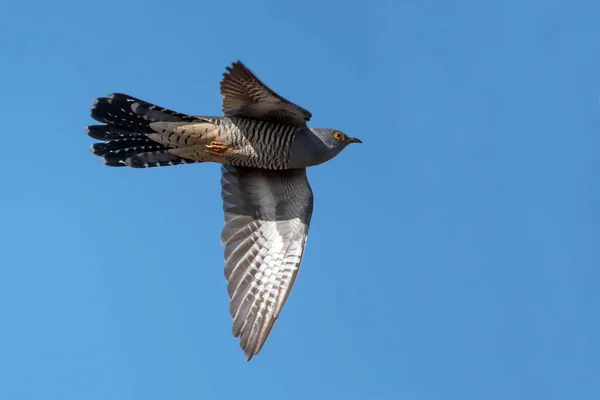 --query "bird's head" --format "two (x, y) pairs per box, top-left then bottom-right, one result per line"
(310, 128), (362, 152)
(289, 128), (362, 168)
